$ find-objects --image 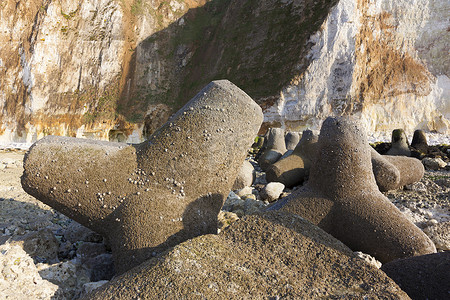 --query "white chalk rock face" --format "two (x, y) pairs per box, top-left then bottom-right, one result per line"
(264, 0), (449, 137)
